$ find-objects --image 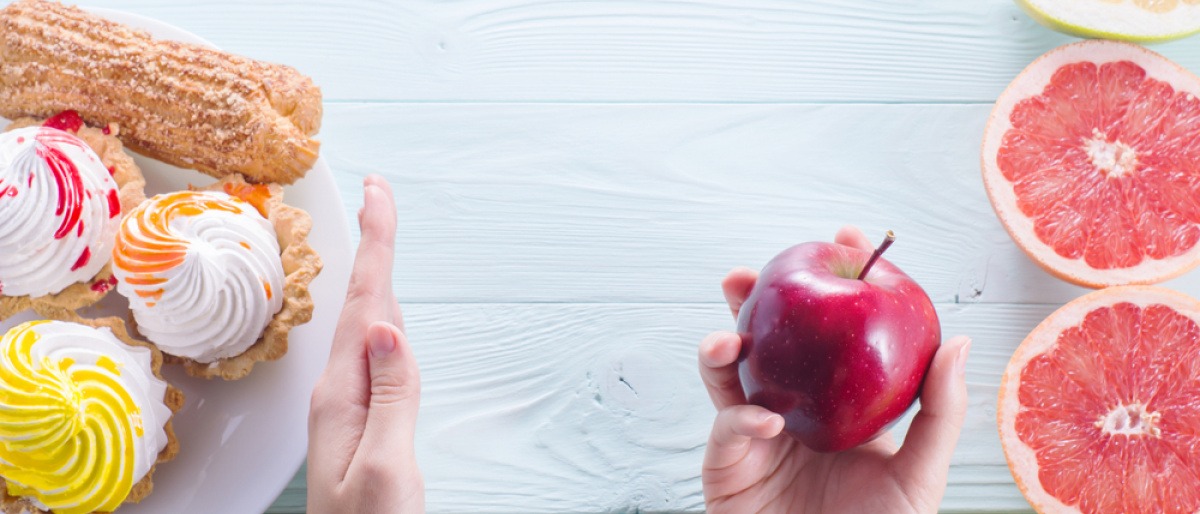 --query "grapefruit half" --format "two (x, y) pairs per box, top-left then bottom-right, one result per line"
(982, 40), (1200, 288)
(1017, 0), (1200, 43)
(998, 286), (1200, 513)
